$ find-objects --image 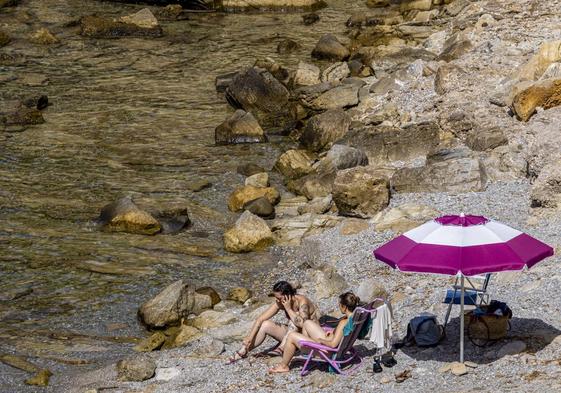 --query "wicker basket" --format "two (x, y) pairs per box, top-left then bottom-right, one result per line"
(464, 308), (509, 340)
